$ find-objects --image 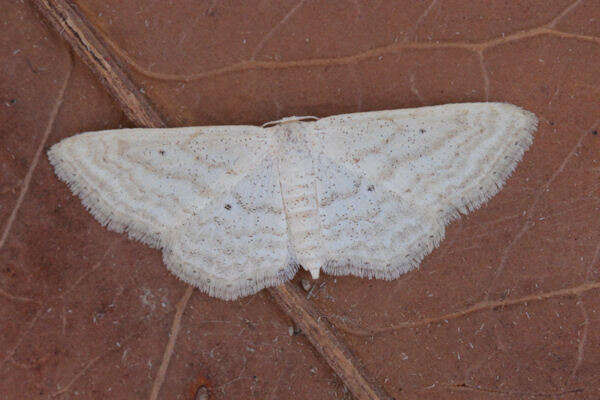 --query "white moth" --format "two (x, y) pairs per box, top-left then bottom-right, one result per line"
(48, 103), (537, 300)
